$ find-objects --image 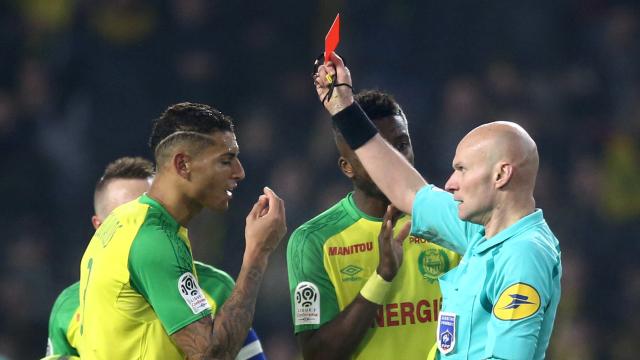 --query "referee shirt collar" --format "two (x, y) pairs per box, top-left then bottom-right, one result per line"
(473, 209), (545, 255)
